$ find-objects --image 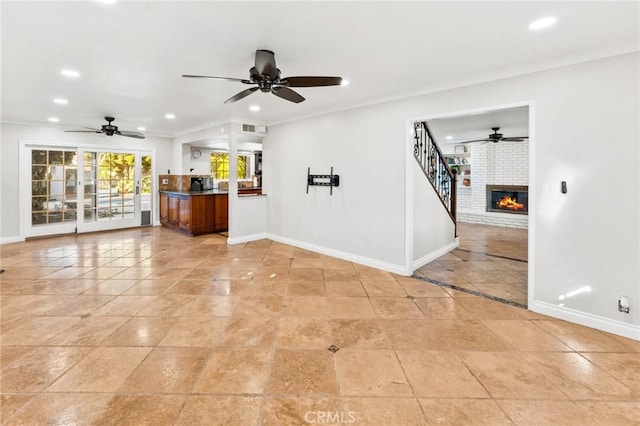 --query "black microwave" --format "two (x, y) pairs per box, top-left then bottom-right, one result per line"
(191, 177), (214, 191)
